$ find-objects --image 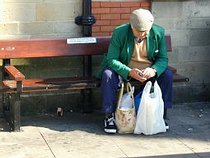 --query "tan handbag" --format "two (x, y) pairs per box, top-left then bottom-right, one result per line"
(115, 82), (136, 134)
